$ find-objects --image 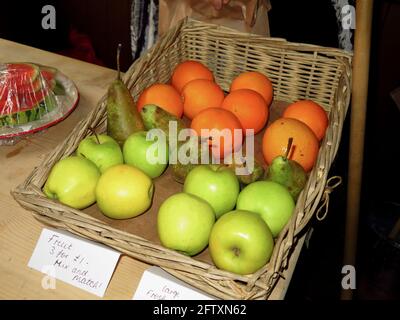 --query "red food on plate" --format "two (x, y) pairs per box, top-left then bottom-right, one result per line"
(0, 63), (59, 127)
